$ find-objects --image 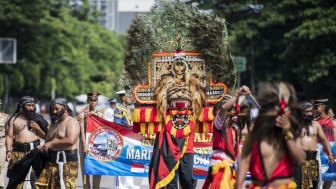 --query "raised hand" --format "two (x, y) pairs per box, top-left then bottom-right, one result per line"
(276, 114), (291, 131)
(237, 85), (251, 96)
